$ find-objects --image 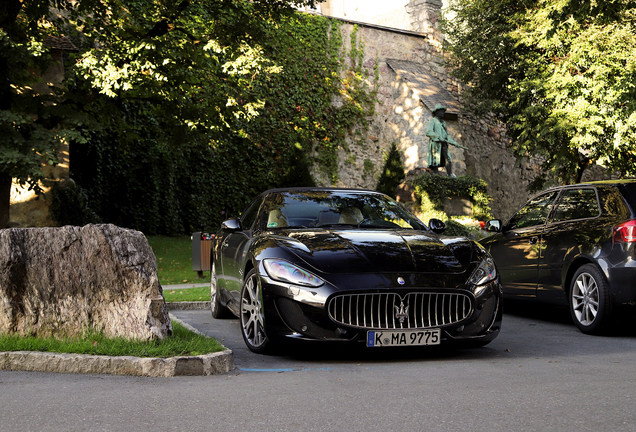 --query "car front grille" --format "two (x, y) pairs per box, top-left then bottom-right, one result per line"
(327, 292), (473, 330)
